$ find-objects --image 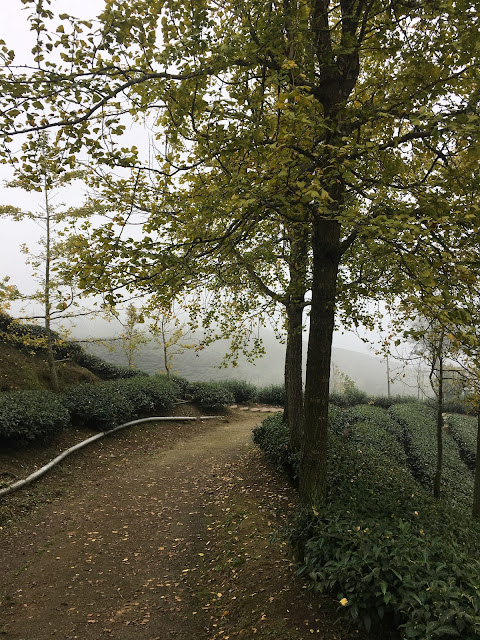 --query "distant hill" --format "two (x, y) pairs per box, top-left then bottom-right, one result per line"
(85, 331), (420, 396)
(0, 310), (421, 396)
